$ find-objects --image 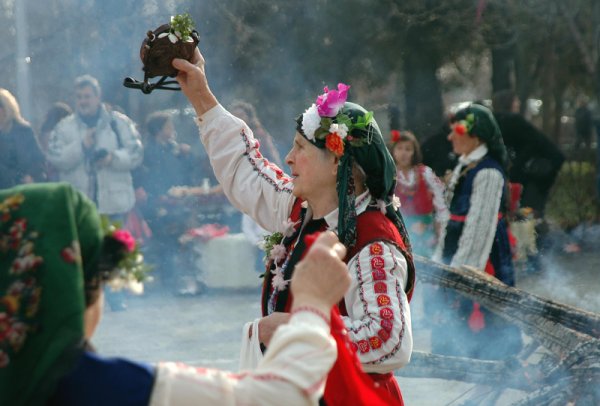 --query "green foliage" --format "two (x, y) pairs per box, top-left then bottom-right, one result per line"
(262, 232), (284, 262)
(545, 161), (599, 229)
(100, 216), (152, 286)
(170, 13), (195, 41)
